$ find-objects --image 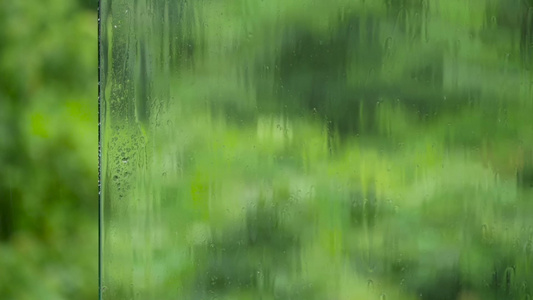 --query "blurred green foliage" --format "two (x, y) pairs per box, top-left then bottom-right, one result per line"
(101, 0), (533, 299)
(0, 1), (97, 299)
